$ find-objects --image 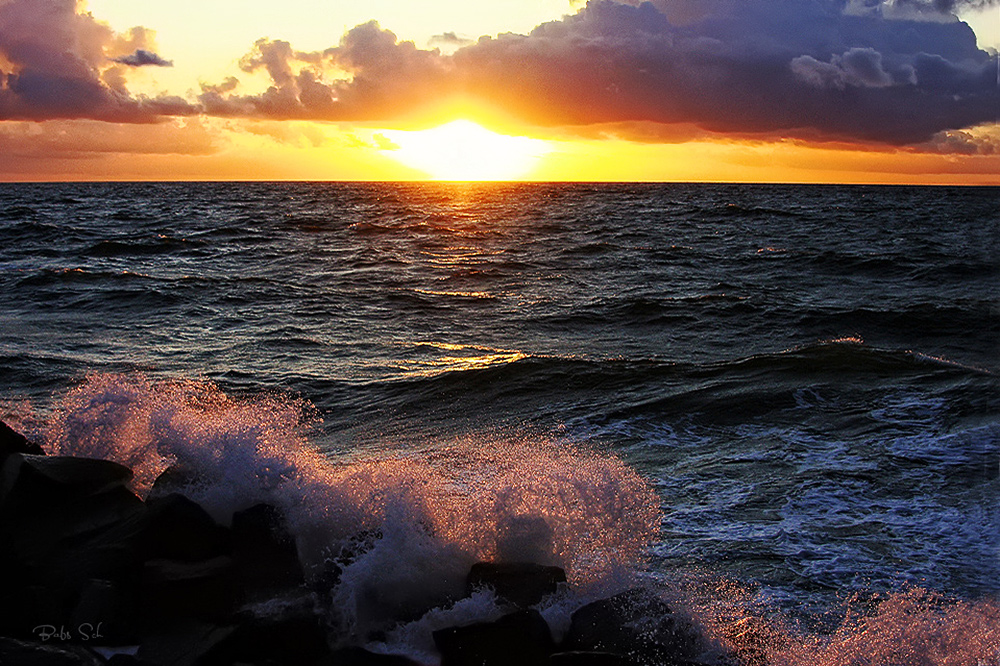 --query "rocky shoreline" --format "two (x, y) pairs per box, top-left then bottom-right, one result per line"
(0, 420), (734, 666)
